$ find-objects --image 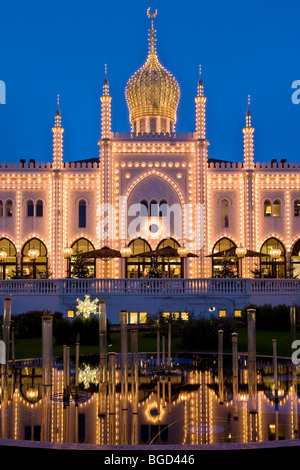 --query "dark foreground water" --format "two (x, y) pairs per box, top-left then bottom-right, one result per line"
(0, 353), (299, 447)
